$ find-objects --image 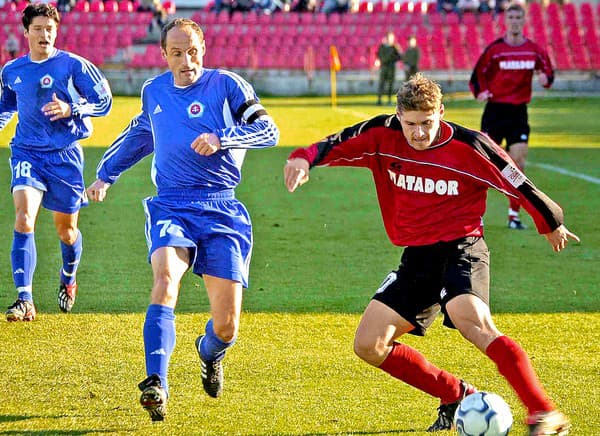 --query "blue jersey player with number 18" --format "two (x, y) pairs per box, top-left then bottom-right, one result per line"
(0, 3), (113, 321)
(87, 18), (279, 421)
